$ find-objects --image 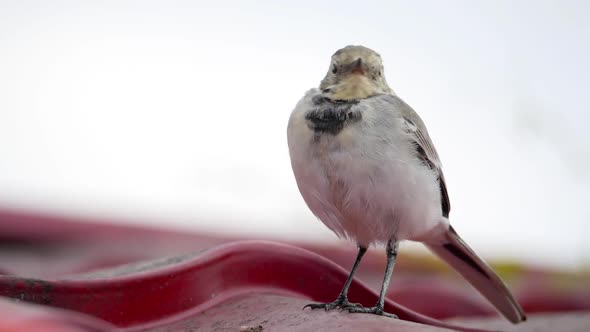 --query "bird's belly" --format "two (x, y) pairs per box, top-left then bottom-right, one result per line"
(291, 132), (443, 246)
